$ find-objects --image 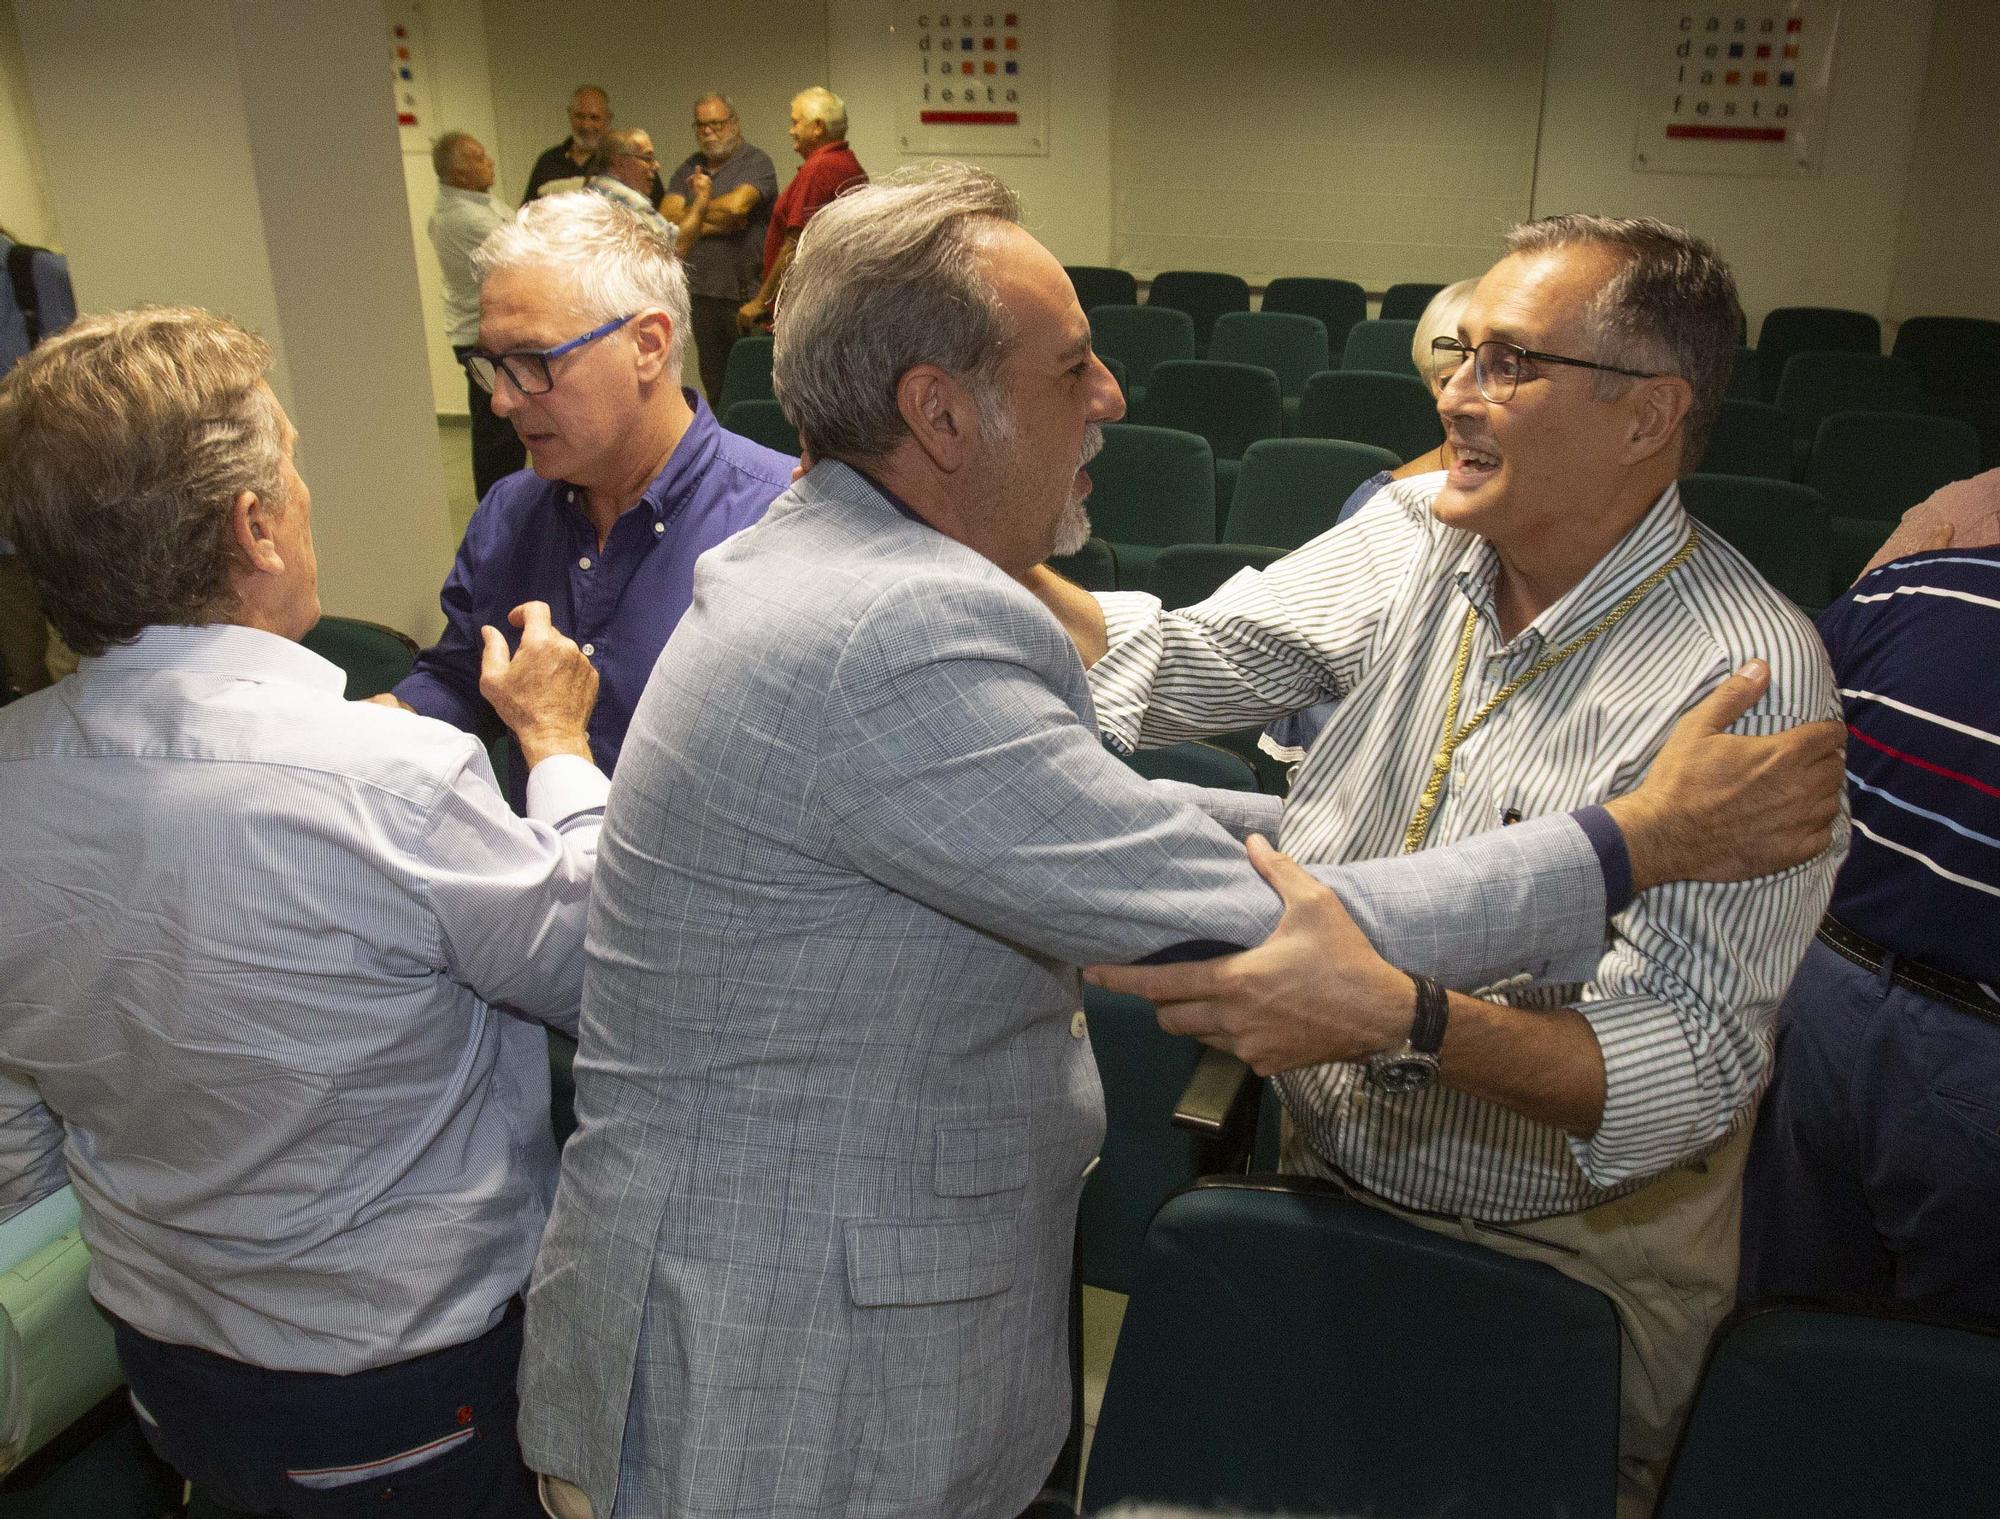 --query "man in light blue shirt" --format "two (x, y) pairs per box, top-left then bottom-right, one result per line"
(429, 129), (526, 498)
(0, 307), (603, 1515)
